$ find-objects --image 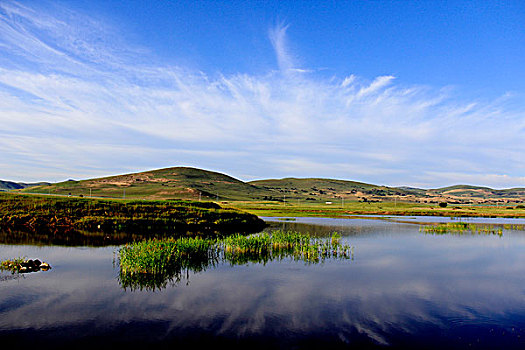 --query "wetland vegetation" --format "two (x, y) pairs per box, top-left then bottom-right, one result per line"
(227, 200), (525, 219)
(0, 257), (26, 273)
(0, 257), (51, 273)
(118, 230), (353, 290)
(420, 222), (506, 235)
(0, 192), (265, 237)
